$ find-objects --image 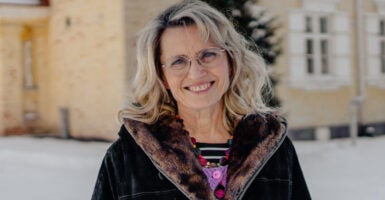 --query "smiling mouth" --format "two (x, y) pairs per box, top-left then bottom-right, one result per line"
(185, 81), (214, 92)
